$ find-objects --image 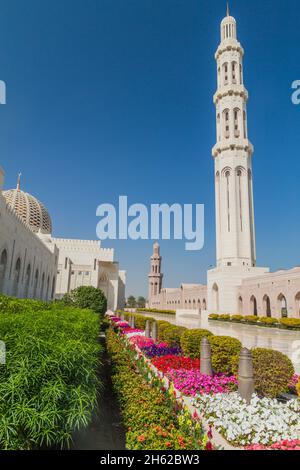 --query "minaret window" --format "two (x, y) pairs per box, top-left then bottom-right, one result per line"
(240, 64), (243, 84)
(232, 62), (237, 84)
(237, 168), (243, 231)
(223, 109), (230, 139)
(243, 110), (247, 138)
(234, 108), (240, 137)
(225, 170), (231, 232)
(223, 63), (228, 85)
